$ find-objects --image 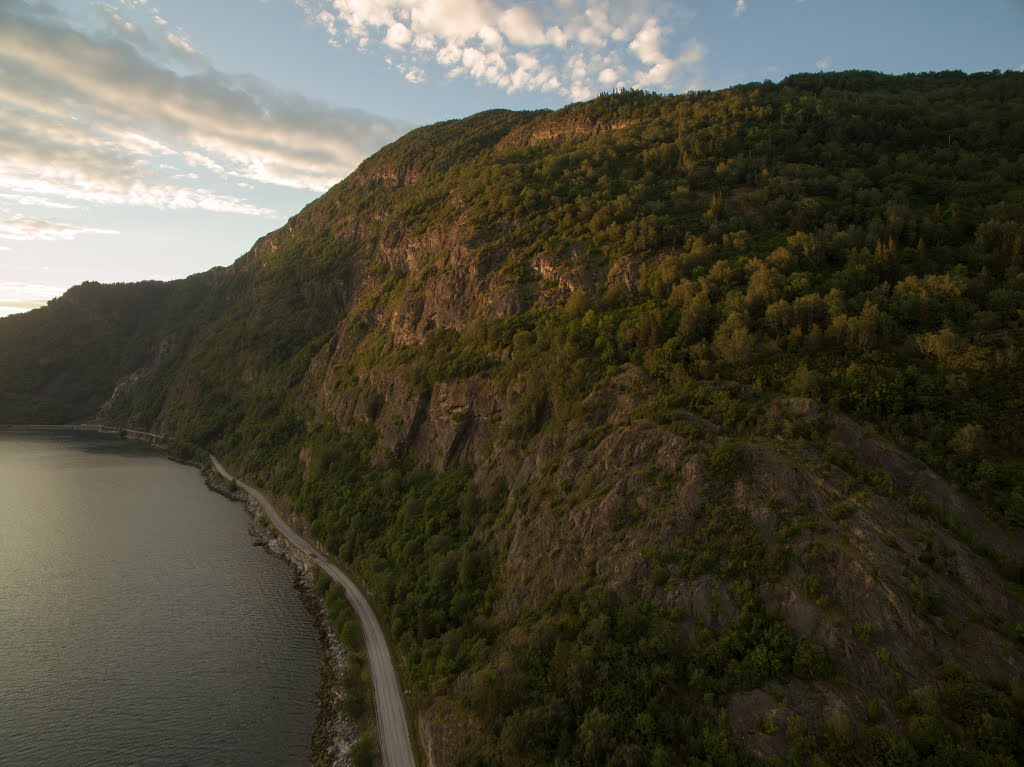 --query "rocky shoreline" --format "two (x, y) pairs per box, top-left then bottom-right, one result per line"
(202, 468), (358, 767)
